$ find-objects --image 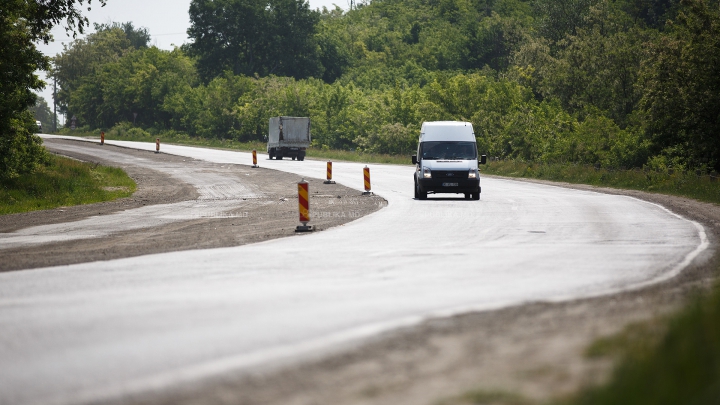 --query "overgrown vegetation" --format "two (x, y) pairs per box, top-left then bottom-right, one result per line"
(1, 0), (106, 180)
(0, 154), (135, 215)
(443, 389), (531, 405)
(561, 280), (720, 405)
(47, 0), (720, 174)
(483, 160), (720, 205)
